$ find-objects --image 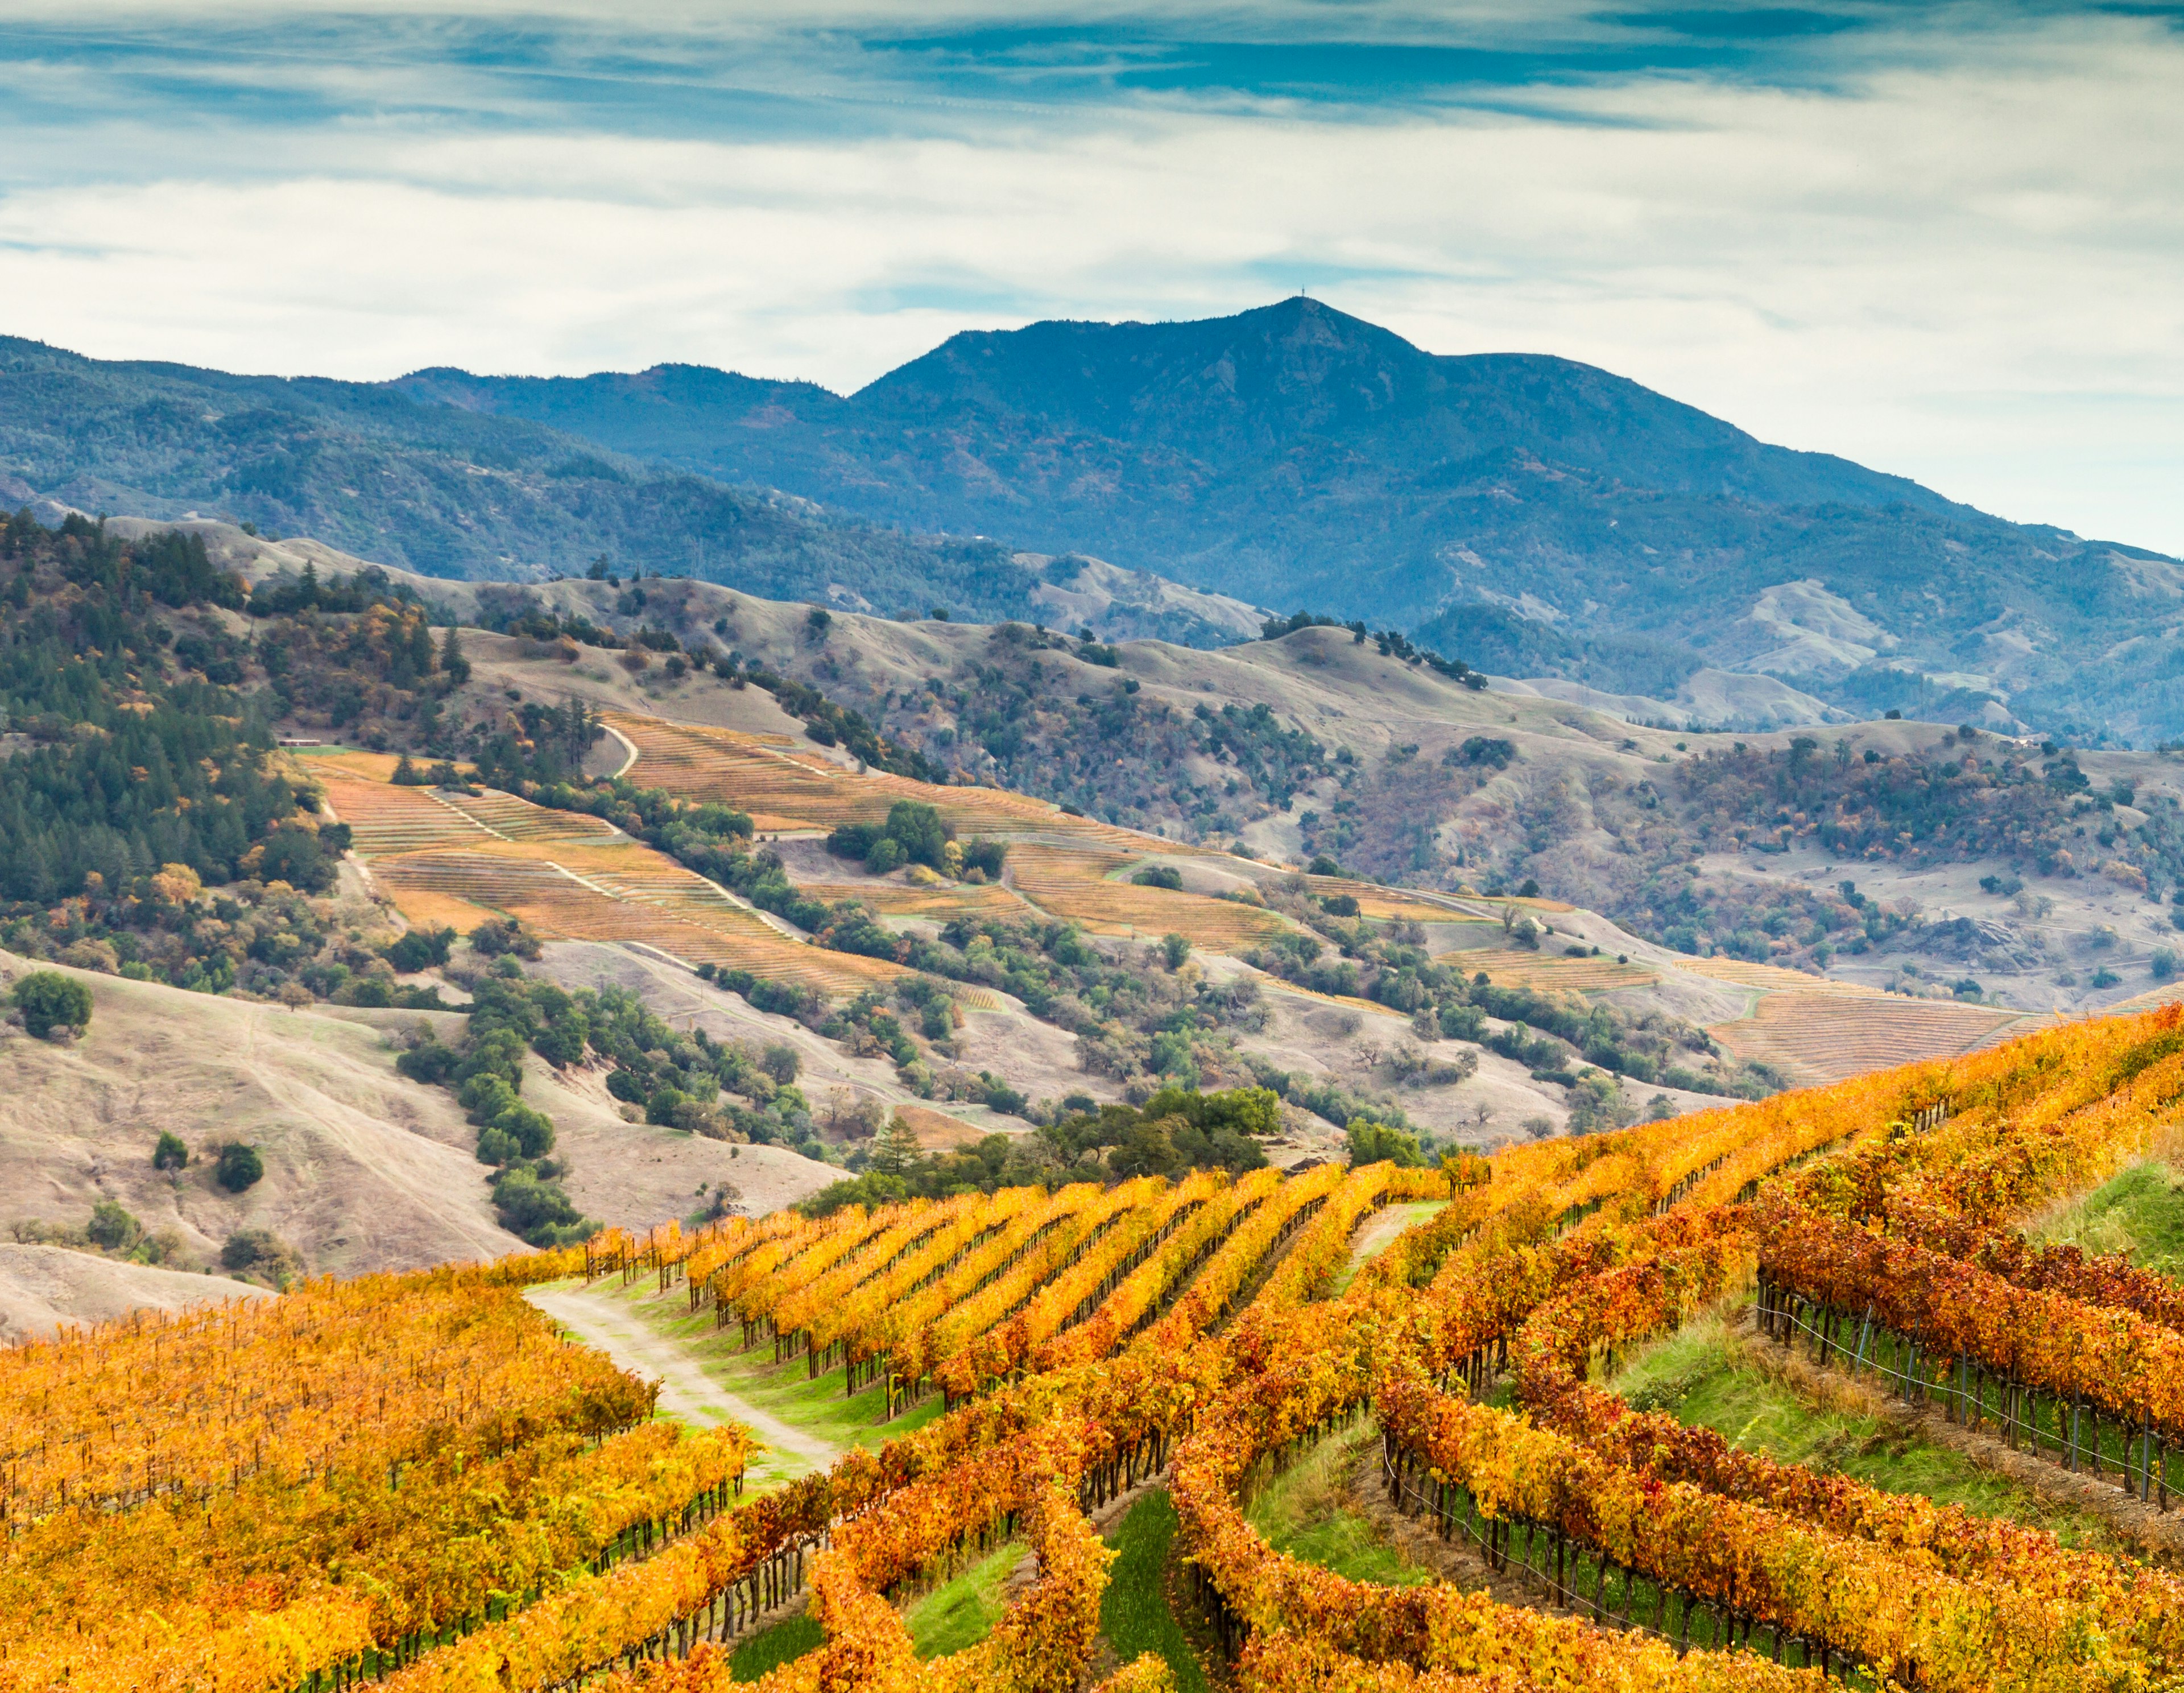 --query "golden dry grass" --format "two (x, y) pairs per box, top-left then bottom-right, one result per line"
(292, 748), (406, 782)
(892, 1104), (992, 1150)
(369, 884), (507, 936)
